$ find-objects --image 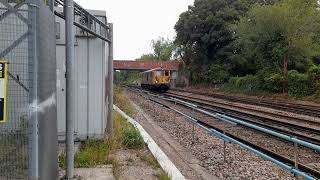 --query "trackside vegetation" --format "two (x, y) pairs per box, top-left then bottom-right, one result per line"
(59, 86), (171, 180)
(172, 0), (320, 99)
(58, 112), (144, 169)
